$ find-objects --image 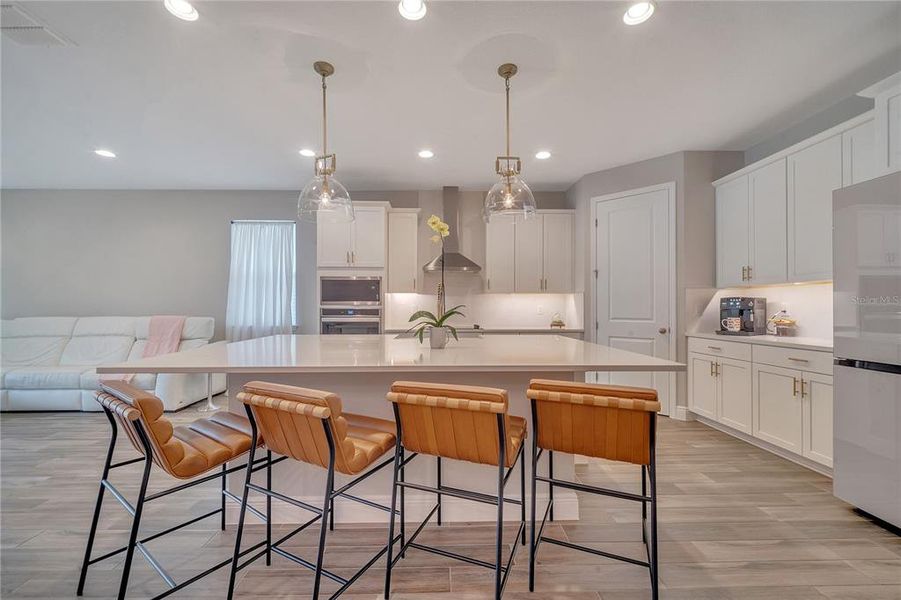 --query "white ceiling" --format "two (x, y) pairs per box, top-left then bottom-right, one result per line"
(2, 1), (900, 191)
